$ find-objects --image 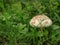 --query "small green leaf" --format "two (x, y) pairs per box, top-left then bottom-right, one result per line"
(20, 28), (28, 34)
(43, 30), (48, 36)
(52, 25), (60, 30)
(37, 31), (43, 37)
(17, 23), (26, 30)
